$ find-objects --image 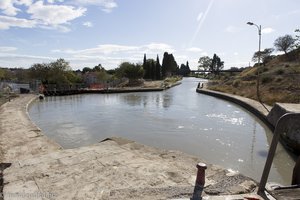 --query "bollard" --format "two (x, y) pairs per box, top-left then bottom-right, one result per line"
(191, 163), (207, 200)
